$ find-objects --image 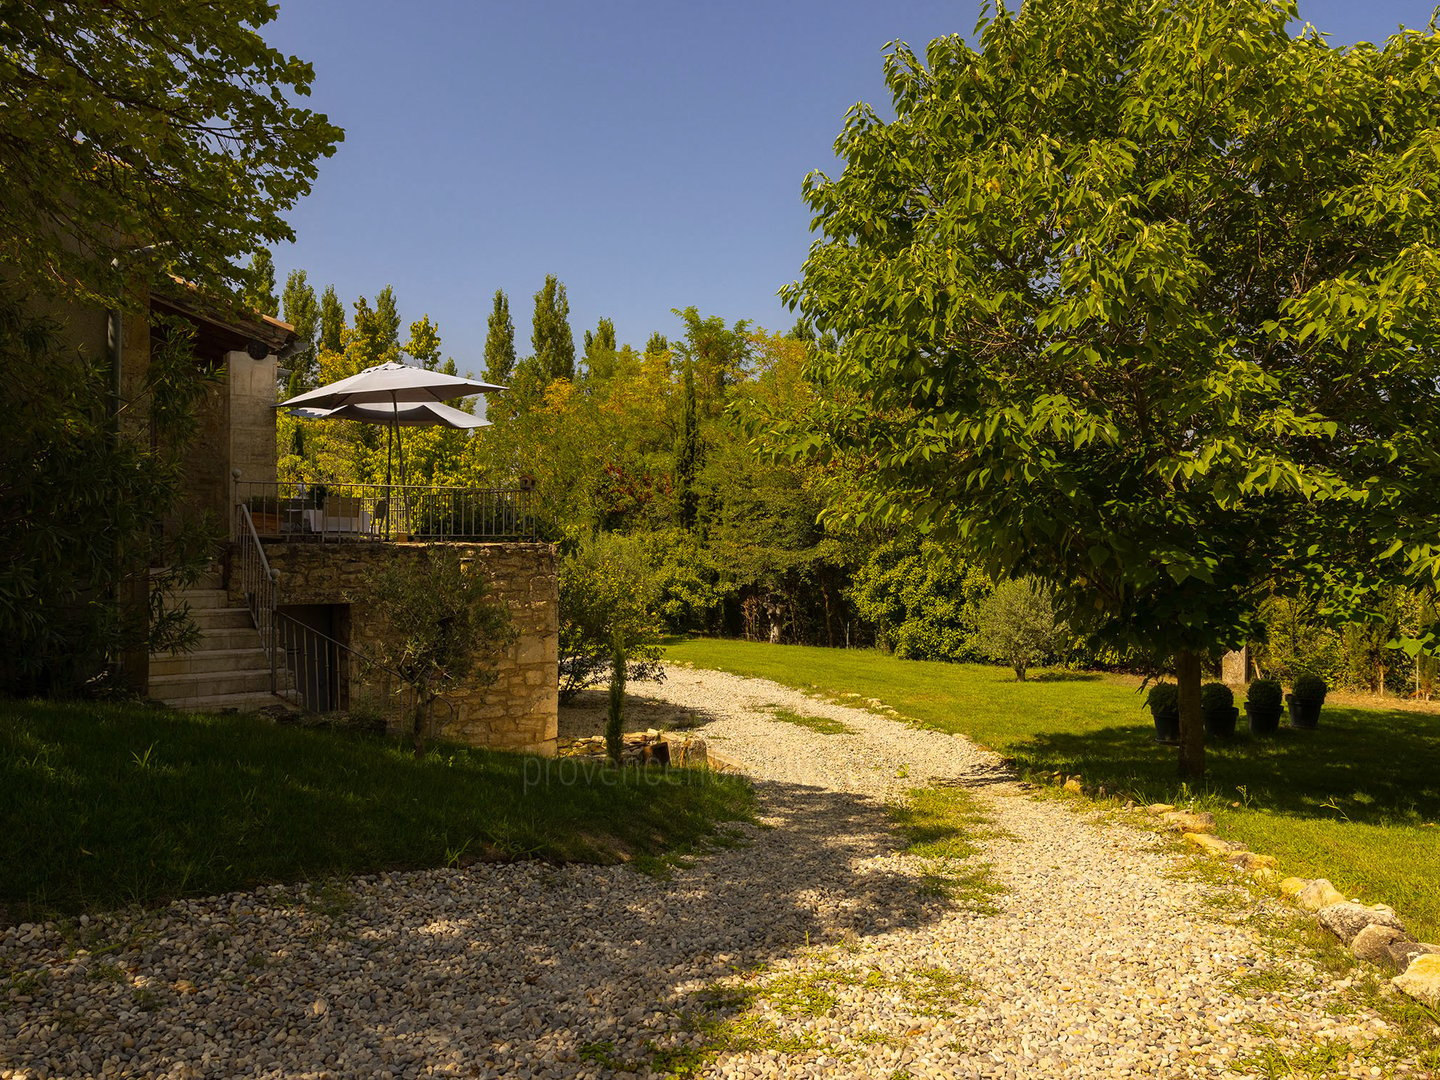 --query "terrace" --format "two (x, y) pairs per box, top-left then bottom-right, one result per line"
(234, 479), (537, 543)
